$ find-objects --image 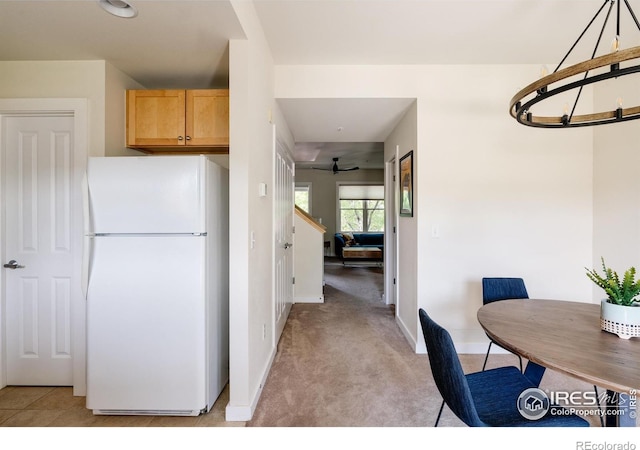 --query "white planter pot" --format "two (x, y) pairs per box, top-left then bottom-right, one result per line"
(600, 300), (640, 339)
